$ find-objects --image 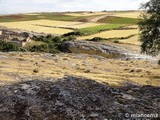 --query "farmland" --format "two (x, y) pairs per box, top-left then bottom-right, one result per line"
(78, 29), (139, 40)
(0, 11), (142, 48)
(0, 11), (141, 37)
